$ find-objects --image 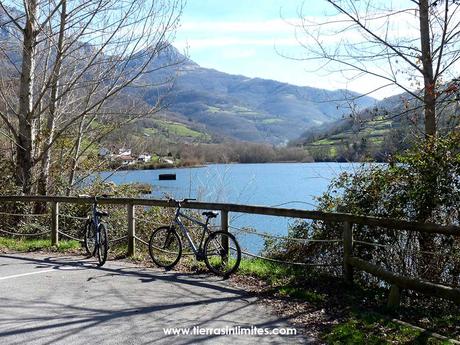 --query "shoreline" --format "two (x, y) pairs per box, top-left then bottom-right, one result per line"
(109, 163), (207, 172)
(108, 156), (342, 173)
(109, 160), (370, 172)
